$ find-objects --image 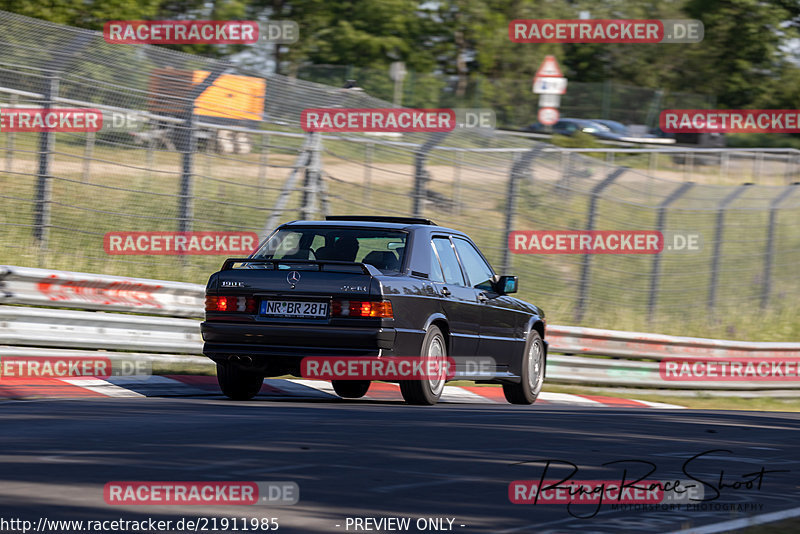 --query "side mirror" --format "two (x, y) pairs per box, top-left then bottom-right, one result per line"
(496, 275), (518, 295)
